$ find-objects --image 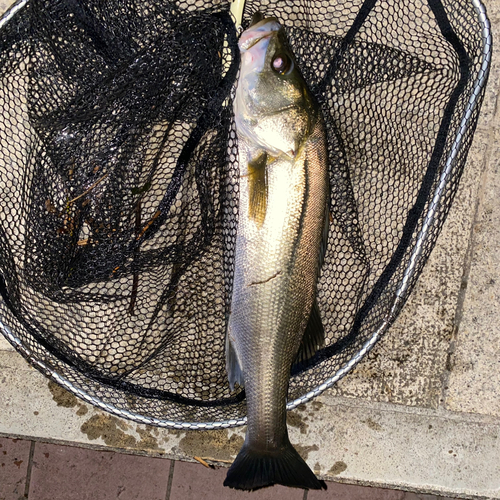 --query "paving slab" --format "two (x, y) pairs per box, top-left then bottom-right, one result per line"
(445, 79), (500, 417)
(0, 334), (13, 351)
(170, 460), (305, 500)
(477, 17), (500, 128)
(29, 441), (171, 500)
(0, 0), (12, 14)
(486, 1), (500, 22)
(307, 484), (406, 500)
(0, 436), (31, 500)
